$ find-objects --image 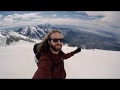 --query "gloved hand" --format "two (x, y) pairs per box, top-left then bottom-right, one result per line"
(74, 47), (81, 54)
